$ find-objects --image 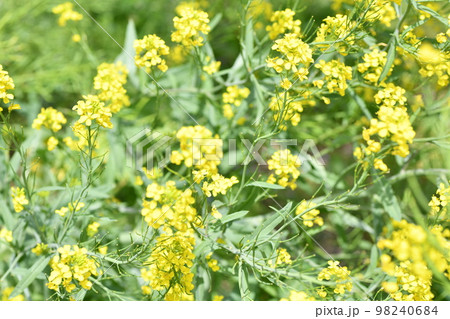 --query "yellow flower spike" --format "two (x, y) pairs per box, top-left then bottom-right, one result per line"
(52, 2), (83, 27)
(87, 221), (100, 237)
(134, 34), (170, 73)
(31, 243), (49, 256)
(171, 7), (210, 48)
(267, 149), (301, 190)
(266, 9), (301, 40)
(0, 227), (13, 242)
(11, 187), (29, 213)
